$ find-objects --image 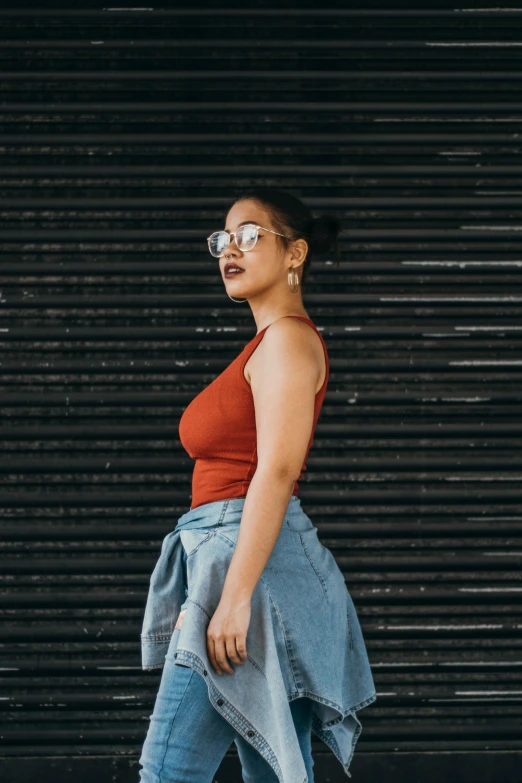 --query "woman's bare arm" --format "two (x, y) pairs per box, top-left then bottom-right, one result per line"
(221, 317), (323, 602)
(206, 317), (324, 674)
